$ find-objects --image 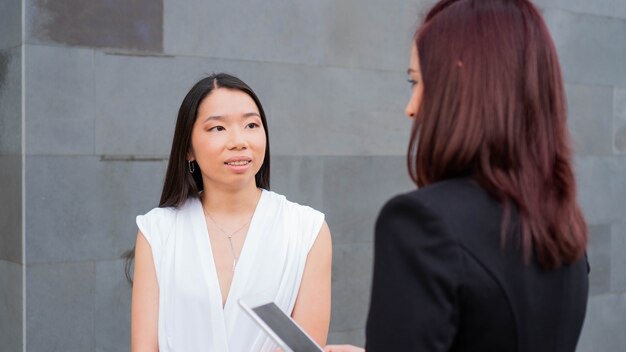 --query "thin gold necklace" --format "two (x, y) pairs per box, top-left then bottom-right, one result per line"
(204, 210), (252, 271)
